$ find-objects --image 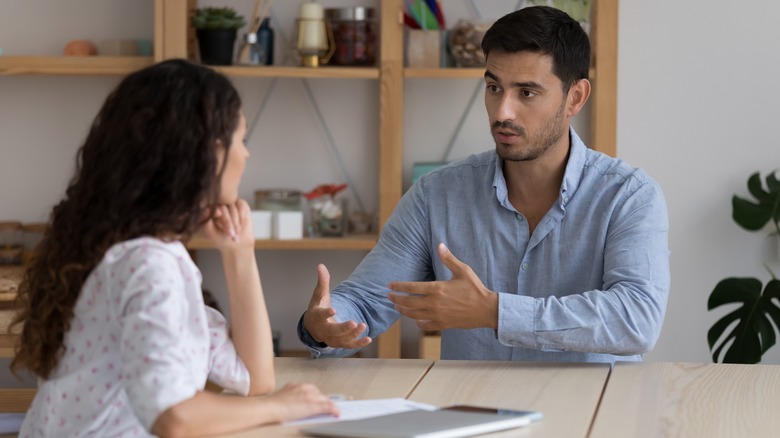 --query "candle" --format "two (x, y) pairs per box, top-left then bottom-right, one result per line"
(298, 2), (325, 51)
(299, 1), (323, 19)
